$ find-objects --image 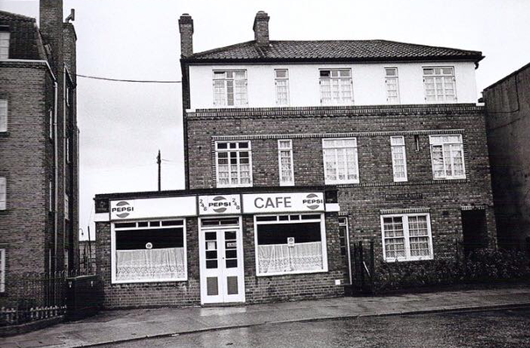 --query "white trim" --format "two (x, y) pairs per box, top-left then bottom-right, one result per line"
(254, 213), (328, 277)
(278, 139), (294, 186)
(111, 218), (188, 284)
(339, 217), (352, 285)
(380, 213), (434, 262)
